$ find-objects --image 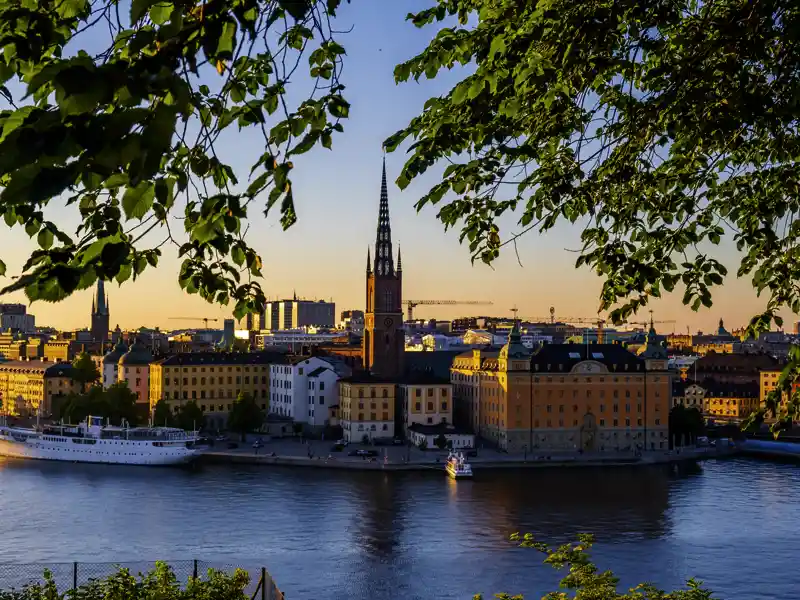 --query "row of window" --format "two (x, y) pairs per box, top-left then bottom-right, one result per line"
(164, 376), (266, 386)
(162, 389), (268, 400)
(164, 366), (266, 373)
(479, 417), (661, 429)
